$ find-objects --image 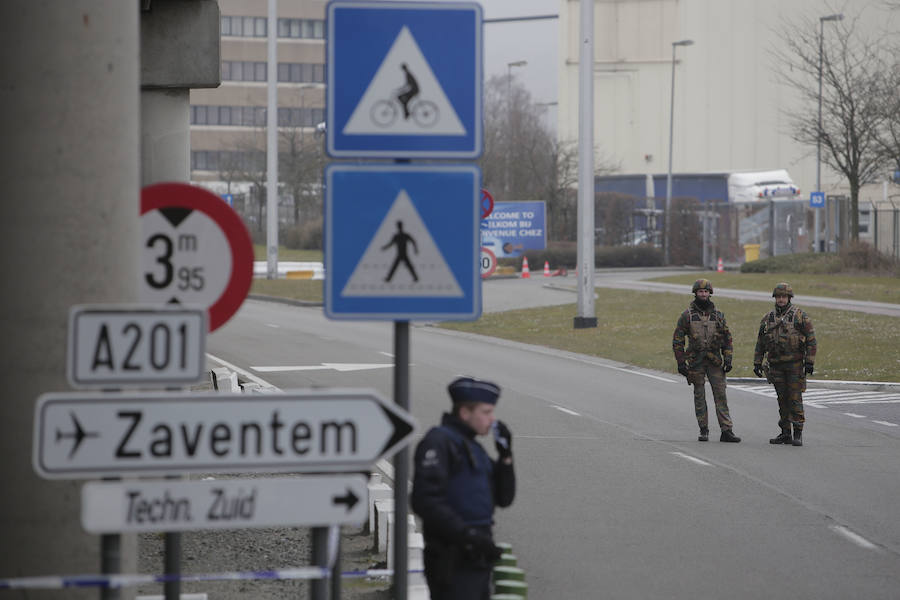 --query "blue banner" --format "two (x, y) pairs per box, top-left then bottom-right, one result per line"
(480, 201), (546, 257)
